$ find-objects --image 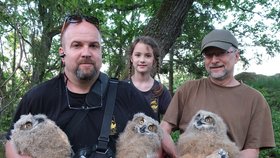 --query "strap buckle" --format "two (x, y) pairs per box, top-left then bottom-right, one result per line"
(95, 136), (109, 154)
